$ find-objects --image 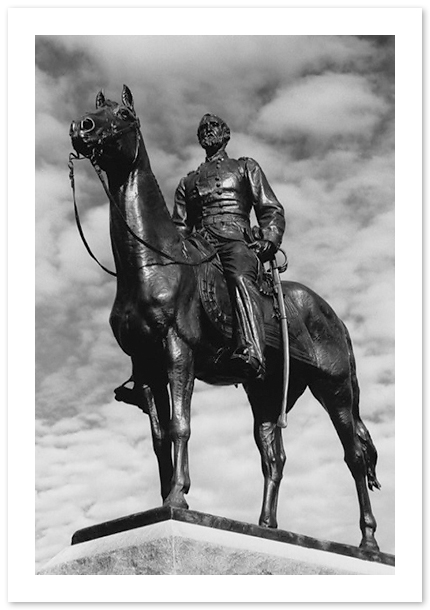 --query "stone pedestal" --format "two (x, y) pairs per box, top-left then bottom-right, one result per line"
(38, 507), (395, 575)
